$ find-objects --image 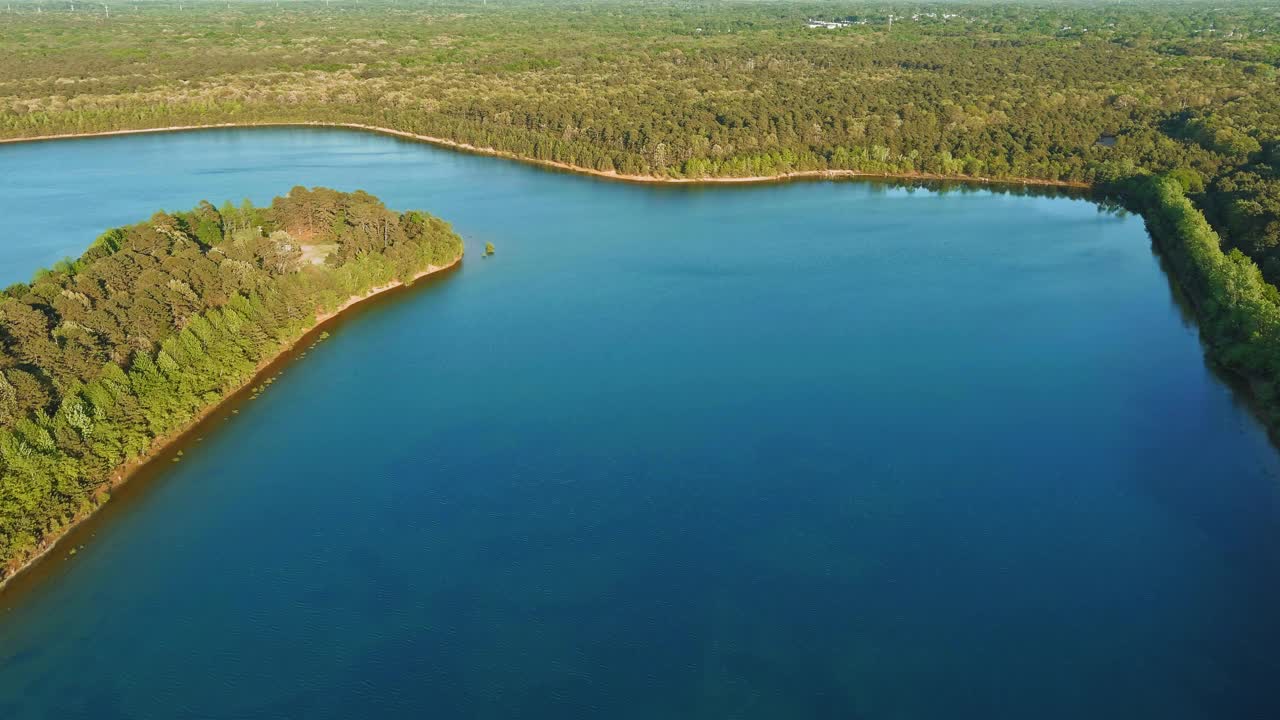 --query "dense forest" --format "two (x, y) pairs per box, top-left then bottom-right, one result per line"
(0, 187), (463, 578)
(0, 1), (1277, 277)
